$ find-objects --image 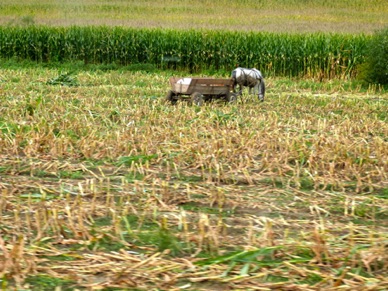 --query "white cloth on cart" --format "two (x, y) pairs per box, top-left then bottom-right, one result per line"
(177, 78), (192, 85)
